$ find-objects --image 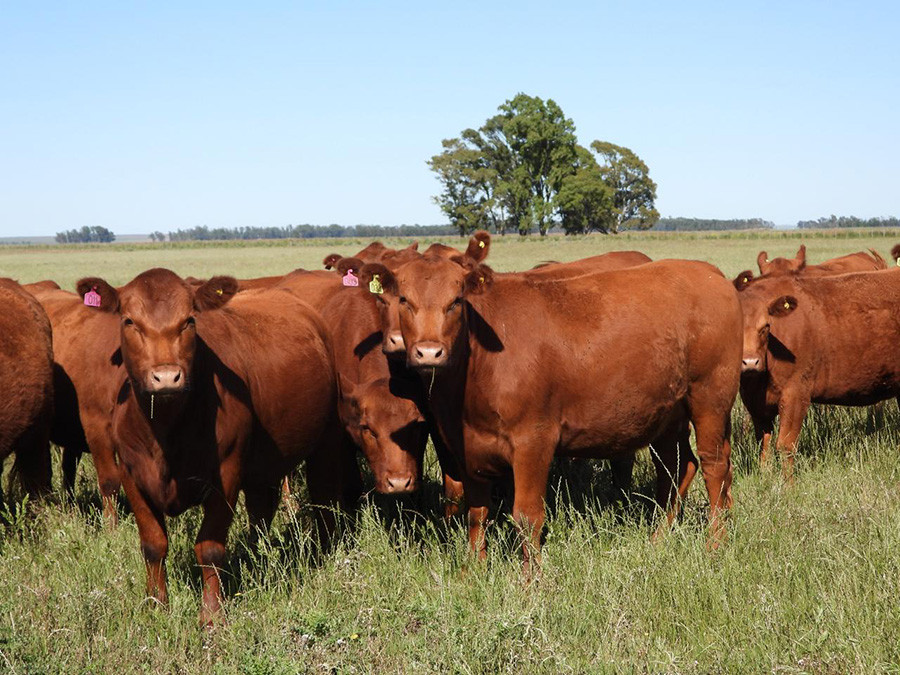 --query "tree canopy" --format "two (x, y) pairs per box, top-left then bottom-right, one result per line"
(428, 94), (658, 235)
(55, 226), (116, 243)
